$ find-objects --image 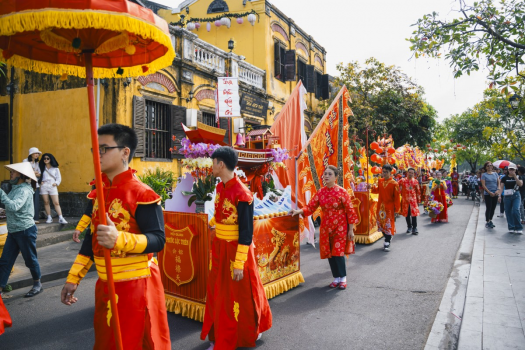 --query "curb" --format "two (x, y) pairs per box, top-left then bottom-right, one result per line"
(425, 205), (479, 350)
(8, 264), (96, 291)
